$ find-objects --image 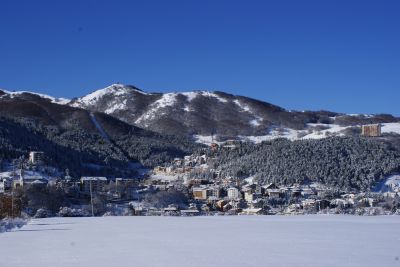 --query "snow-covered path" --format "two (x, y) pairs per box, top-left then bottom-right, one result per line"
(1, 216), (399, 267)
(89, 112), (110, 142)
